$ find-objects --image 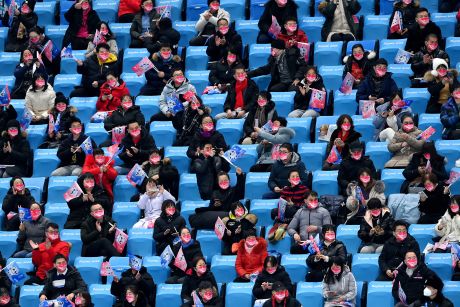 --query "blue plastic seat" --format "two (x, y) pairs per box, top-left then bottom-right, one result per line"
(6, 258), (33, 286)
(0, 28), (8, 51)
(123, 48), (150, 74)
(245, 172), (271, 199)
(185, 46), (209, 70)
(271, 92), (295, 117)
(108, 257), (130, 283)
(418, 113), (443, 141)
(379, 39), (407, 64)
(352, 115), (375, 143)
(45, 25), (68, 54)
(249, 0), (266, 20)
(367, 281), (393, 307)
(313, 170), (339, 196)
(312, 0), (323, 16)
(164, 146), (189, 173)
(252, 75), (271, 91)
(135, 95), (160, 120)
(296, 282), (324, 306)
(250, 199), (278, 227)
(358, 0), (375, 15)
(197, 230), (222, 260)
(201, 93), (227, 118)
(33, 148), (59, 177)
(185, 70), (209, 95)
(19, 285), (43, 307)
(314, 42), (343, 67)
(408, 224), (436, 249)
(320, 66), (345, 92)
(109, 23), (131, 50)
(281, 254), (308, 283)
(435, 140), (460, 170)
(60, 50), (85, 74)
(121, 72), (147, 95)
(297, 143), (327, 172)
(0, 52), (20, 76)
(158, 0), (182, 20)
(179, 173), (202, 201)
(220, 0), (245, 20)
(211, 255), (237, 283)
(299, 17), (325, 43)
(346, 40), (376, 54)
(60, 229), (82, 264)
(364, 15), (390, 40)
(93, 0), (119, 23)
(85, 123), (107, 146)
(446, 37), (460, 68)
(69, 96), (97, 124)
(235, 20), (260, 46)
(225, 282), (255, 306)
(286, 117), (312, 144)
(314, 115), (339, 142)
(112, 202), (141, 230)
(216, 118), (245, 145)
(333, 89), (358, 115)
(431, 13), (456, 37)
(425, 253), (453, 281)
(144, 256), (170, 283)
(10, 99), (25, 116)
(388, 64), (412, 88)
(54, 74), (82, 97)
(149, 121), (176, 148)
(450, 167), (460, 195)
(89, 284), (115, 306)
(249, 44), (271, 70)
(173, 21), (197, 47)
(232, 144), (258, 173)
(26, 124), (46, 149)
(60, 0), (74, 25)
(35, 2), (56, 27)
(419, 0), (438, 13)
(74, 256), (104, 285)
(156, 283), (182, 306)
(181, 200), (209, 227)
(402, 88), (430, 115)
(266, 225), (292, 253)
(48, 176), (78, 203)
(365, 142), (391, 170)
(127, 228), (154, 256)
(443, 281), (460, 304)
(352, 253), (380, 281)
(186, 0), (207, 21)
(0, 76), (15, 88)
(44, 203), (69, 229)
(113, 176), (137, 202)
(0, 177), (42, 203)
(381, 169), (405, 196)
(336, 224), (360, 254)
